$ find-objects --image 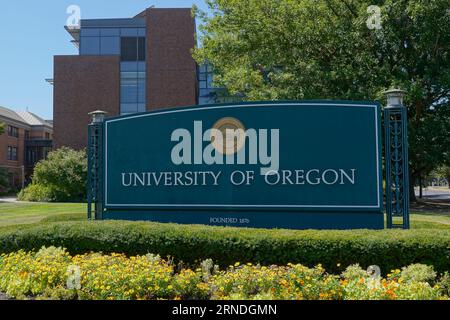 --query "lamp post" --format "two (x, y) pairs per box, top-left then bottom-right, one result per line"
(88, 110), (108, 124)
(384, 89), (410, 229)
(87, 110), (107, 220)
